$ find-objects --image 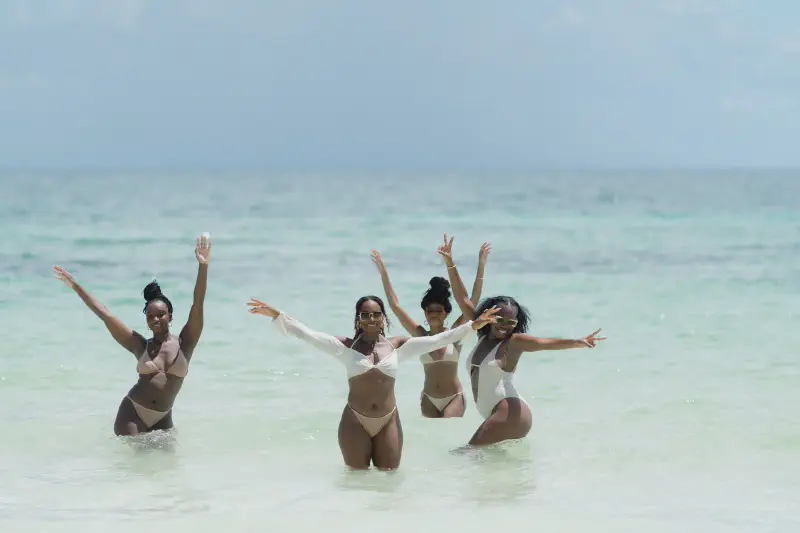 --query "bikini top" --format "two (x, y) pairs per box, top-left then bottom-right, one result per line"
(419, 340), (462, 365)
(271, 312), (476, 380)
(136, 335), (189, 378)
